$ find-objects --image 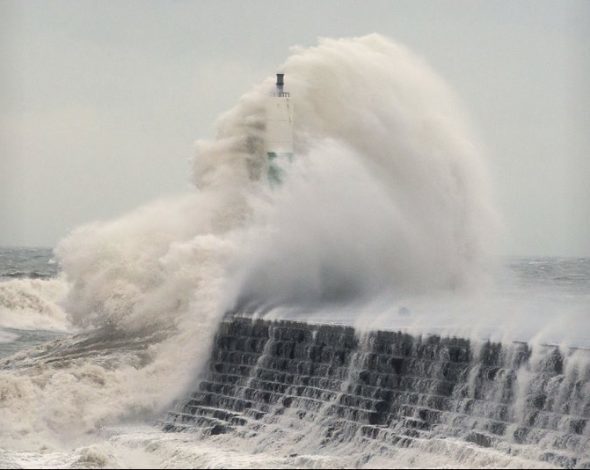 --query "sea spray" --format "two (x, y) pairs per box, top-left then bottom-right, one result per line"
(0, 34), (498, 453)
(225, 34), (499, 310)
